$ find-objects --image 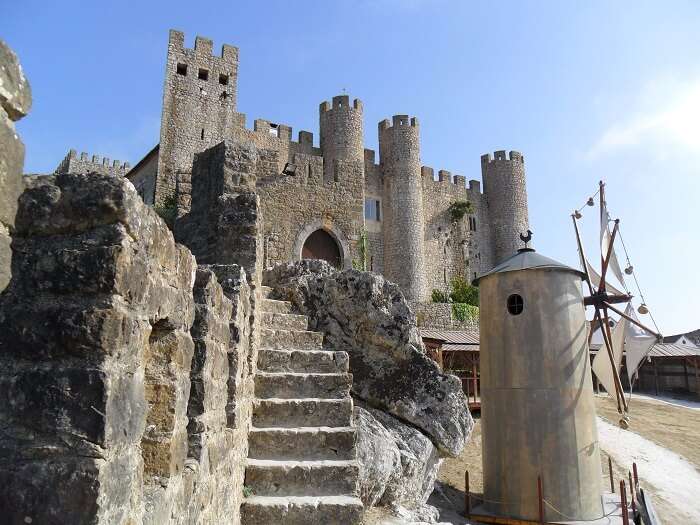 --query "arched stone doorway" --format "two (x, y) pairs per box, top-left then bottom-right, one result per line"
(301, 229), (342, 268)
